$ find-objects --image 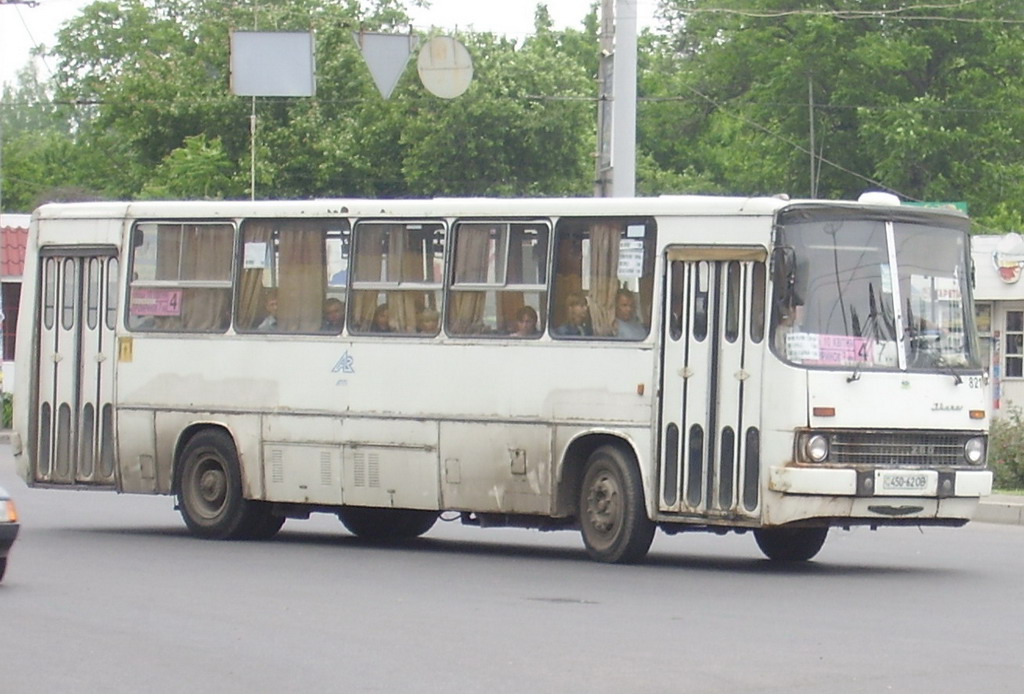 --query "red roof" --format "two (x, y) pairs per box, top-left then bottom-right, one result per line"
(1, 225), (28, 277)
